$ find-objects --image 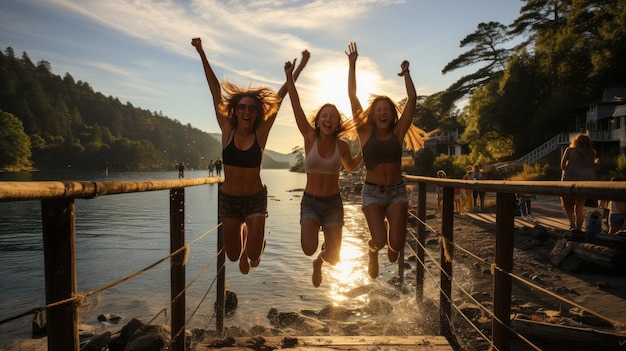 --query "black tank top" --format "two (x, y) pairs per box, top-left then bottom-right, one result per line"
(222, 132), (263, 168)
(362, 133), (402, 170)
